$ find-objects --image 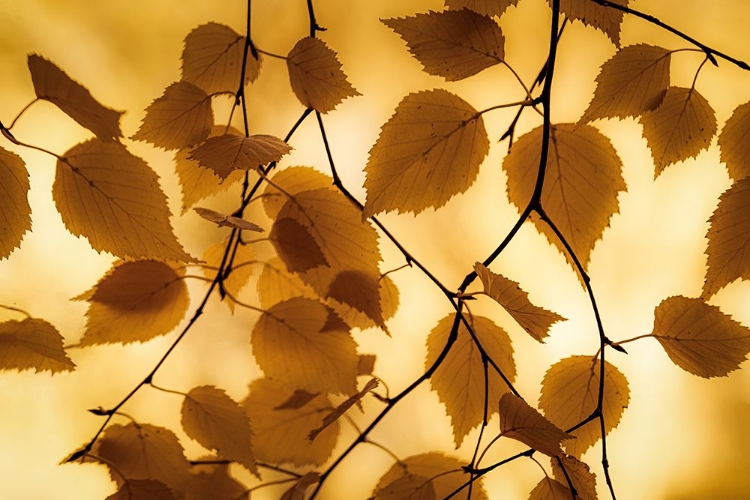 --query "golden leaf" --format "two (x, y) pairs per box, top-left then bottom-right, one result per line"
(528, 477), (571, 500)
(269, 217), (328, 273)
(105, 479), (176, 500)
(372, 475), (436, 500)
(262, 166), (332, 219)
(444, 0), (520, 17)
(188, 133), (291, 179)
(718, 101), (750, 182)
(309, 378), (379, 441)
(256, 258), (317, 309)
(202, 239), (255, 312)
(193, 207), (263, 232)
(358, 354), (377, 375)
(280, 473), (322, 500)
(551, 455), (598, 500)
(499, 392), (574, 457)
(184, 461), (246, 500)
(327, 270), (385, 328)
(552, 0), (628, 47)
(0, 147), (31, 259)
(0, 318), (75, 374)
